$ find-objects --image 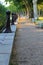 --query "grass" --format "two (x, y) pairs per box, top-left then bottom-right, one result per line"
(38, 17), (43, 20)
(34, 17), (43, 25)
